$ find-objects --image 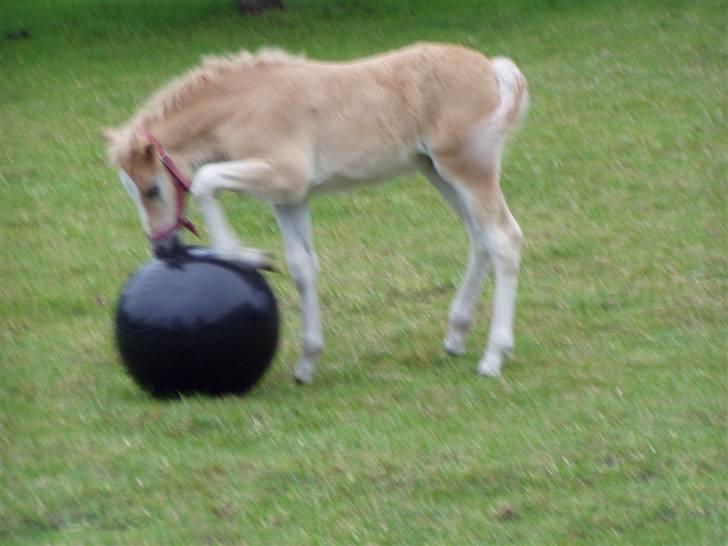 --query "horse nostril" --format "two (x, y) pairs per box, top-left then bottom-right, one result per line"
(144, 185), (161, 200)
